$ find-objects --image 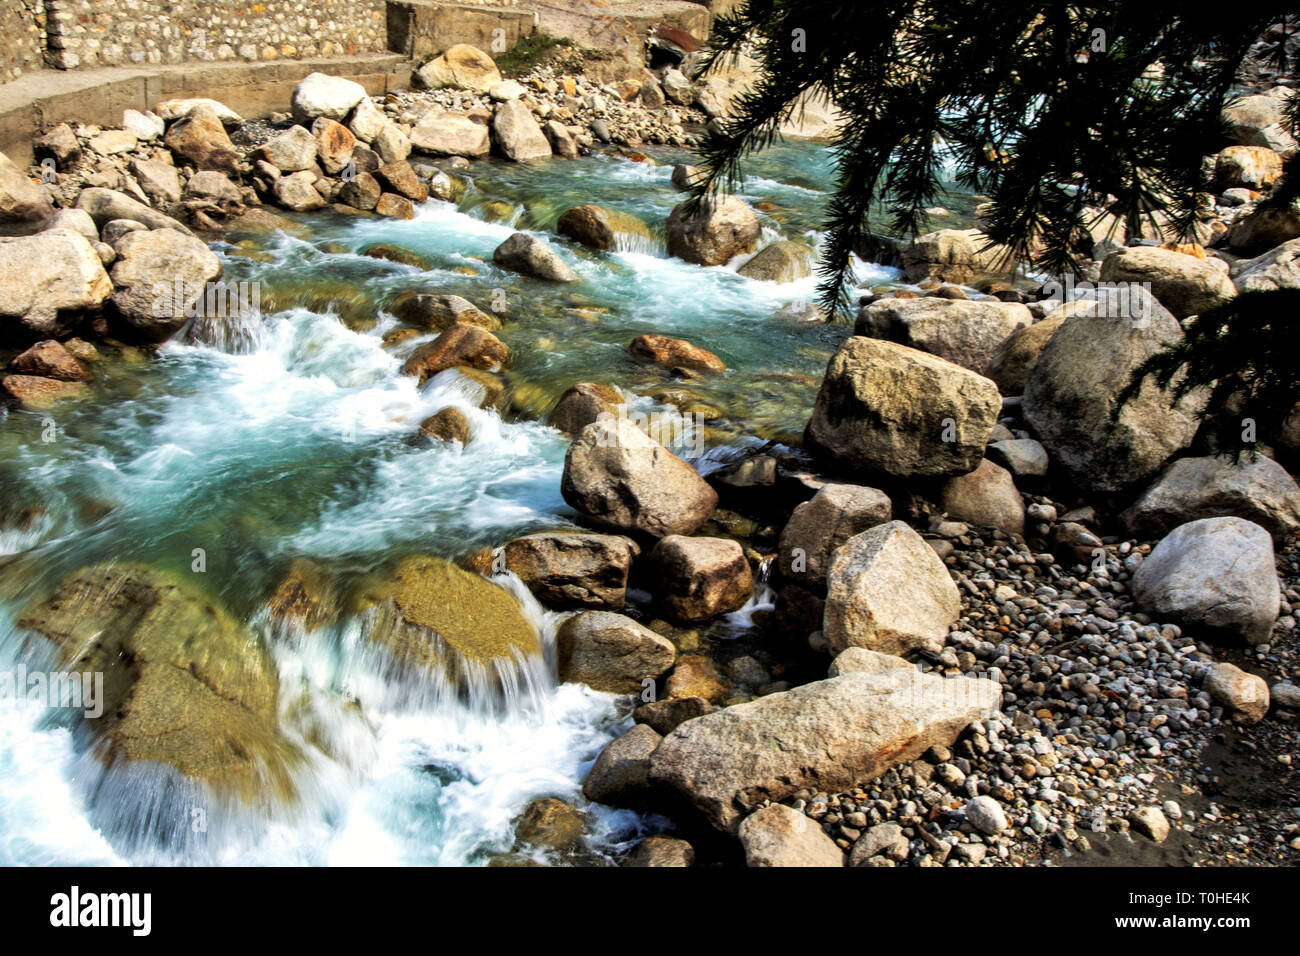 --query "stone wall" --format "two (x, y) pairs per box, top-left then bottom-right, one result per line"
(1, 1), (48, 83)
(41, 0), (389, 70)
